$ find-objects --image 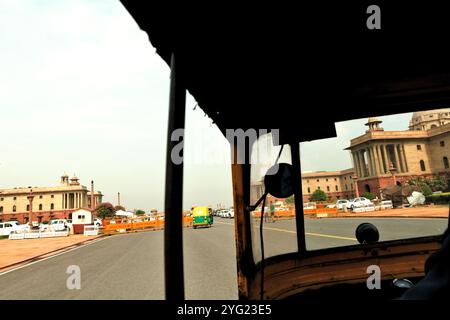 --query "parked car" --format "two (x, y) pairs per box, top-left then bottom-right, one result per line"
(303, 202), (316, 209)
(93, 218), (103, 227)
(228, 208), (234, 218)
(0, 221), (27, 236)
(348, 197), (372, 210)
(40, 219), (70, 232)
(336, 199), (350, 210)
